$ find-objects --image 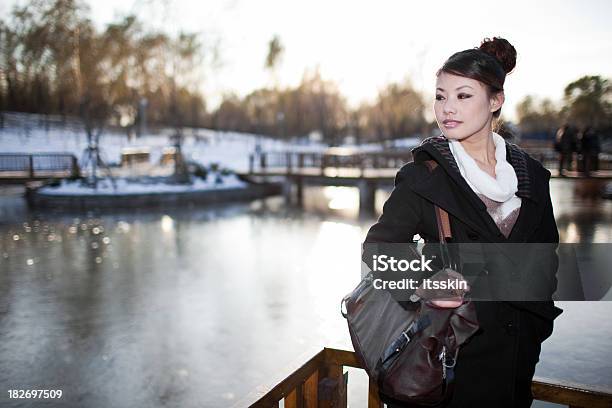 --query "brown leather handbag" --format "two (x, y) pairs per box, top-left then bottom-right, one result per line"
(341, 202), (480, 406)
